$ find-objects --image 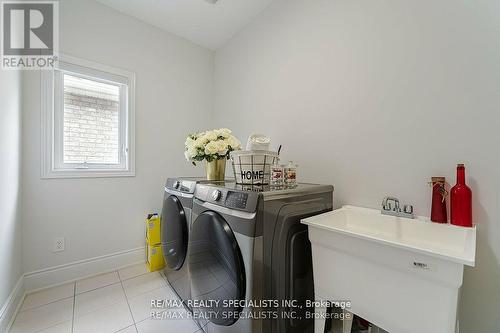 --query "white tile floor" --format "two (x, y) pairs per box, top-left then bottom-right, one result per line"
(9, 264), (202, 333)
